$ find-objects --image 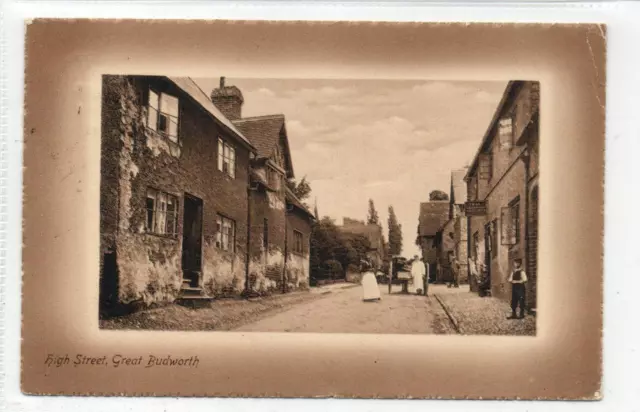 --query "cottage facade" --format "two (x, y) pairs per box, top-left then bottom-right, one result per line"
(339, 217), (385, 271)
(465, 81), (539, 307)
(100, 75), (313, 314)
(416, 201), (450, 282)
